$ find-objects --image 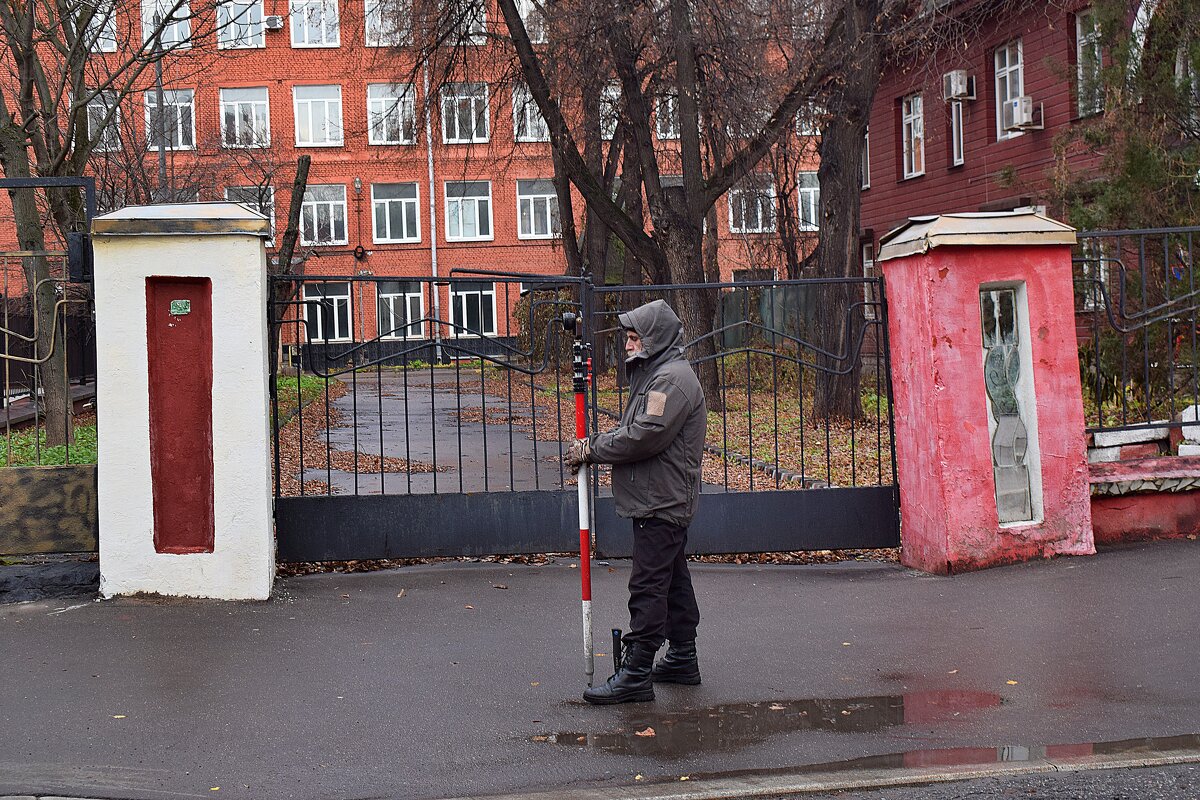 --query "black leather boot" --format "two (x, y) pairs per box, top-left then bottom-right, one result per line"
(583, 642), (657, 704)
(651, 640), (701, 685)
